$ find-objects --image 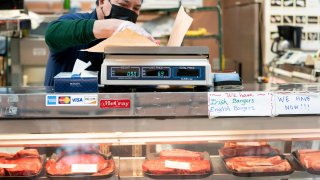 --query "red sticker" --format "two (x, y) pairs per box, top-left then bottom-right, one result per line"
(100, 99), (131, 109)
